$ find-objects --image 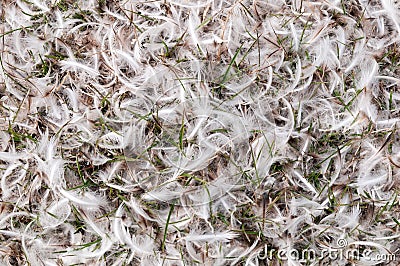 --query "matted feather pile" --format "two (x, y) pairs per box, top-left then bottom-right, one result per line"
(1, 0), (400, 265)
